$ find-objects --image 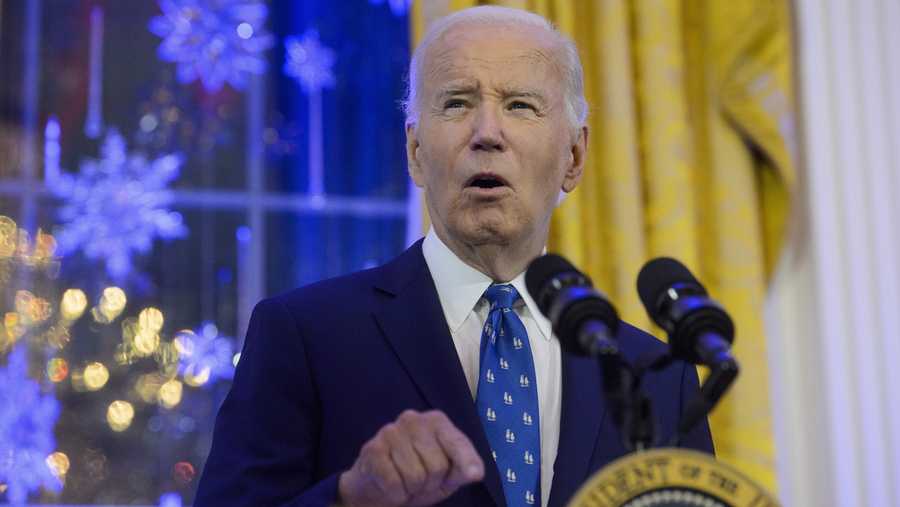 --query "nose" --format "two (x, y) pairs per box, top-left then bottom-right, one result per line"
(469, 105), (505, 152)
